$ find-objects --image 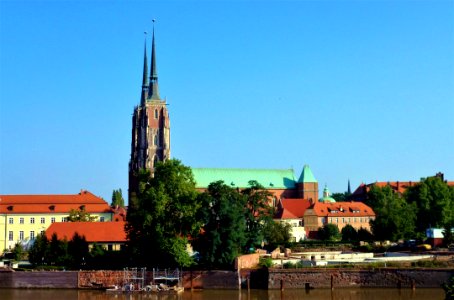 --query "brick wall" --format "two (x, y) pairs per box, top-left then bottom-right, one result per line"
(183, 270), (239, 289)
(0, 270), (78, 288)
(235, 253), (260, 270)
(267, 268), (454, 289)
